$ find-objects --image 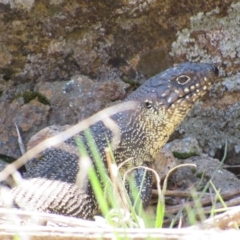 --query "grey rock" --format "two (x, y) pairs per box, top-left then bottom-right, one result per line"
(172, 155), (240, 192)
(164, 137), (203, 156)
